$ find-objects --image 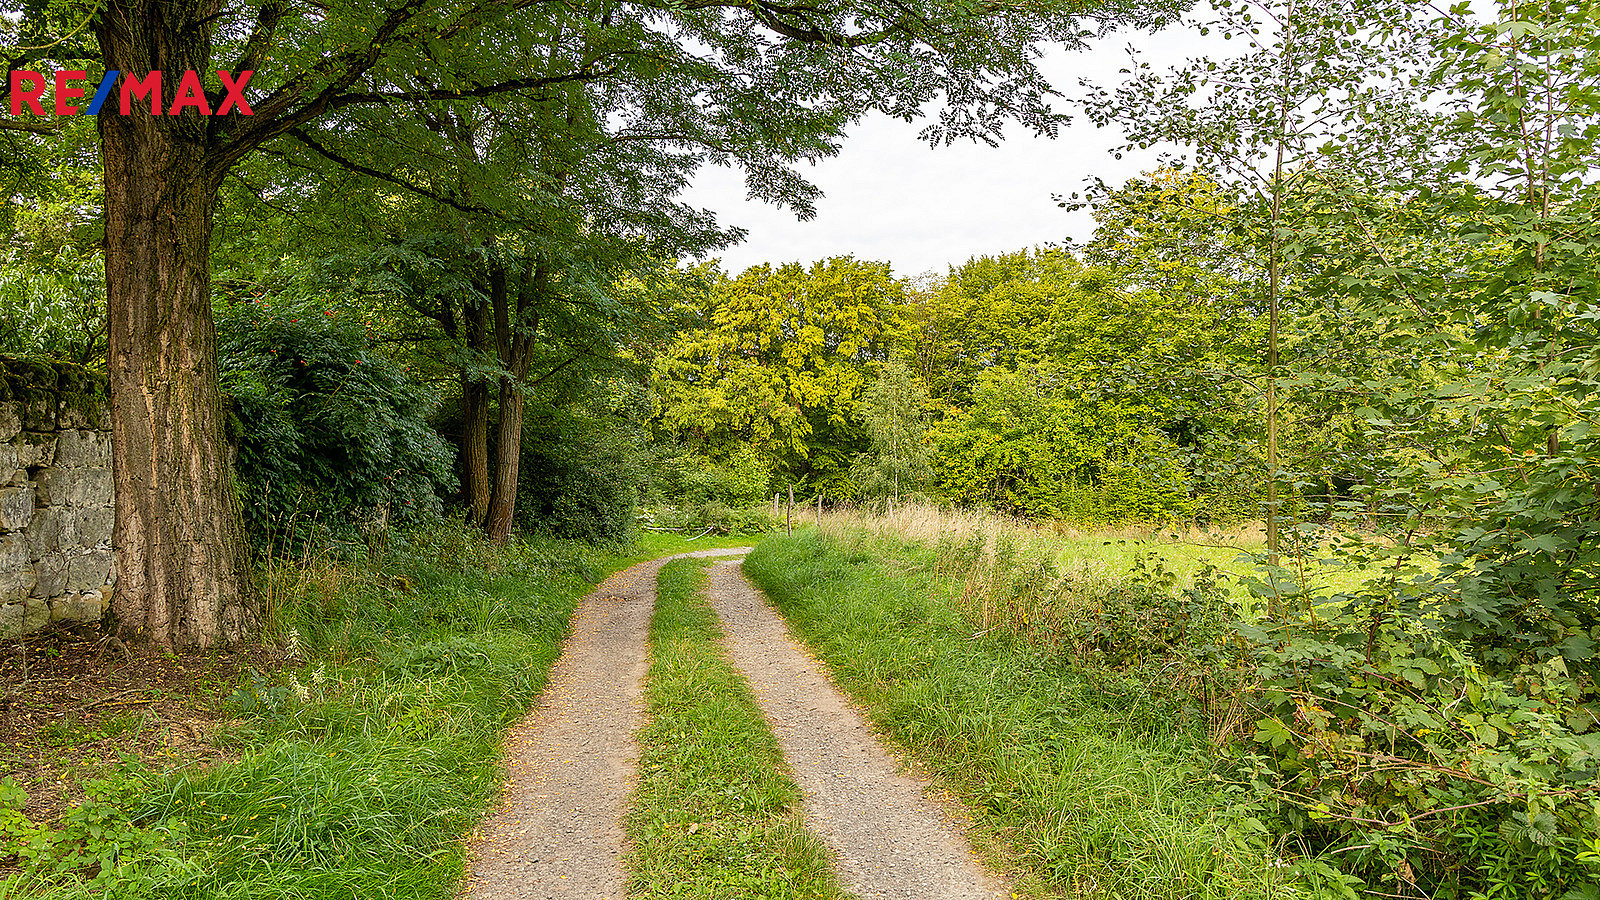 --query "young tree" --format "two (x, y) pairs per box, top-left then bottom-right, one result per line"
(3, 0), (1171, 646)
(851, 361), (933, 502)
(1310, 0), (1600, 673)
(1079, 0), (1438, 578)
